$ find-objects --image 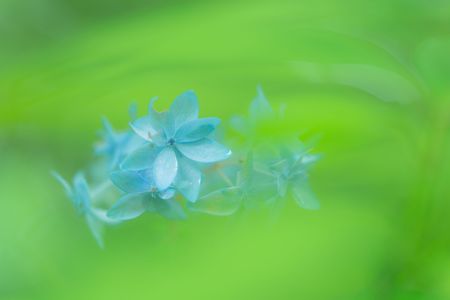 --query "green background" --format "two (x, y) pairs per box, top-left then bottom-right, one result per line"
(1, 0), (450, 299)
